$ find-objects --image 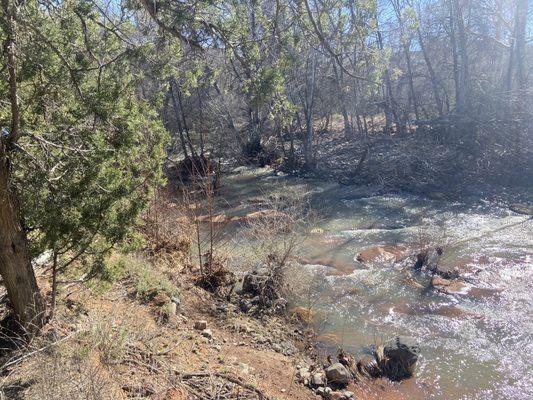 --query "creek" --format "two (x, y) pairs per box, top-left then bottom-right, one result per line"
(213, 166), (532, 400)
